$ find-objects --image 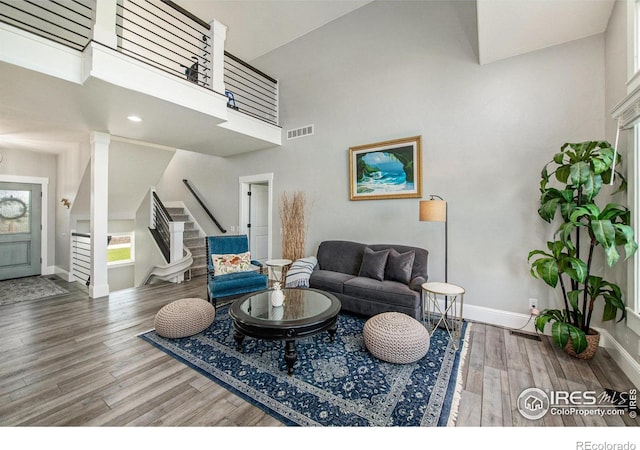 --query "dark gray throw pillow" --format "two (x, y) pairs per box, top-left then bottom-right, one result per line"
(358, 247), (390, 281)
(385, 248), (415, 284)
